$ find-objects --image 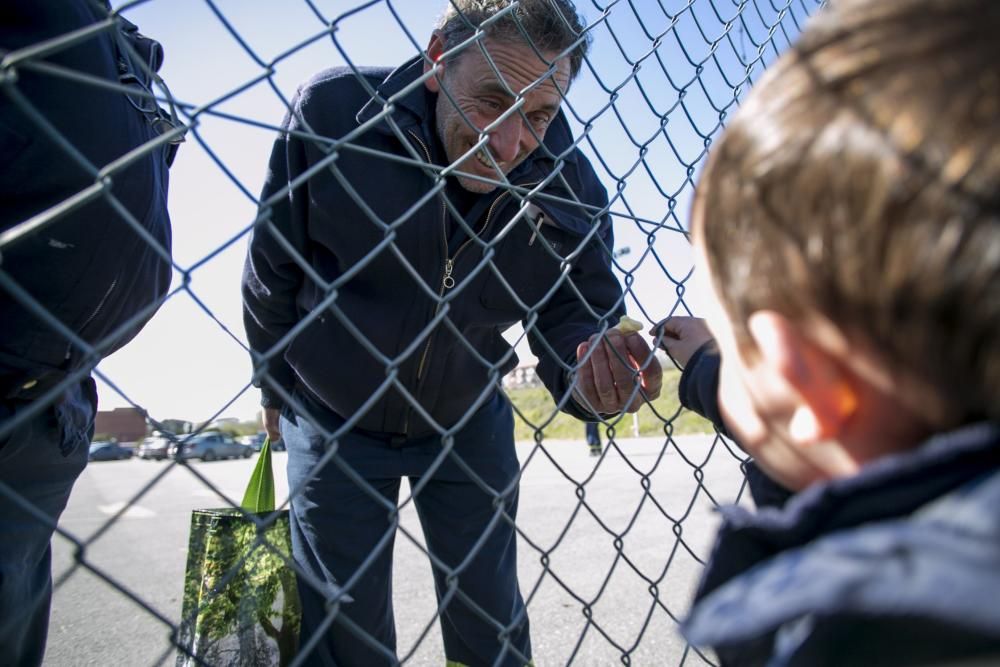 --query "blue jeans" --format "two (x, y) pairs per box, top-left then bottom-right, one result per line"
(0, 378), (96, 667)
(283, 390), (531, 666)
